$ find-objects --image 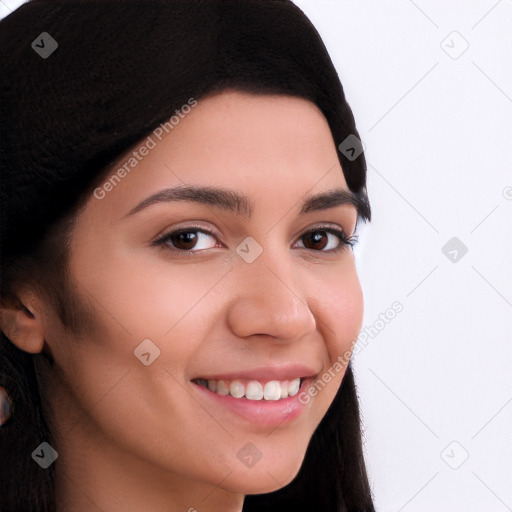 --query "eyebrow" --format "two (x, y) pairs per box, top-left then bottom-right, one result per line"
(124, 184), (370, 221)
